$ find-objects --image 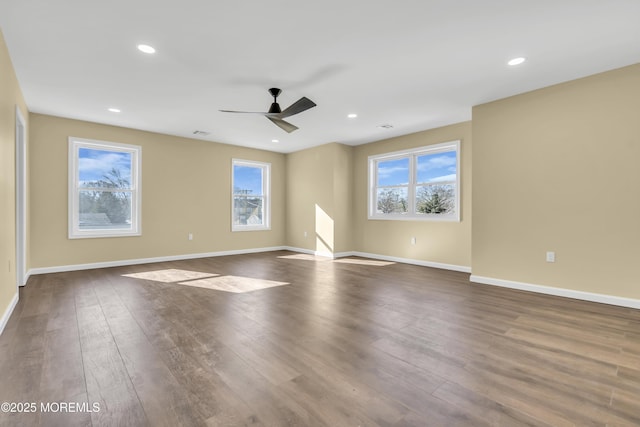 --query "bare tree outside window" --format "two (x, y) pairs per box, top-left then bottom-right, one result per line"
(416, 184), (455, 214)
(376, 189), (408, 214)
(368, 141), (460, 221)
(79, 167), (132, 227)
